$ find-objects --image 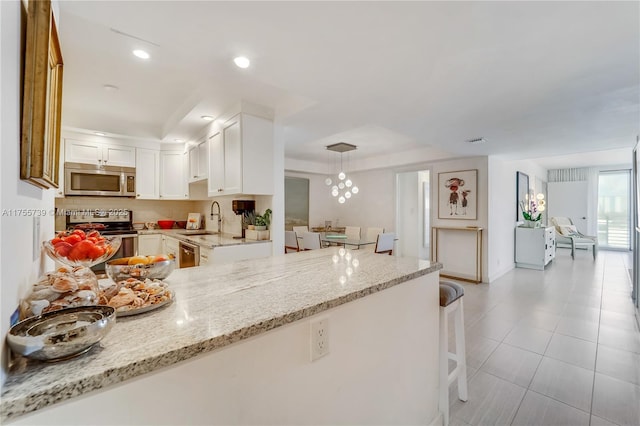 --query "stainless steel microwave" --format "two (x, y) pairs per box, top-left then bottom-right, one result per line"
(64, 162), (136, 197)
